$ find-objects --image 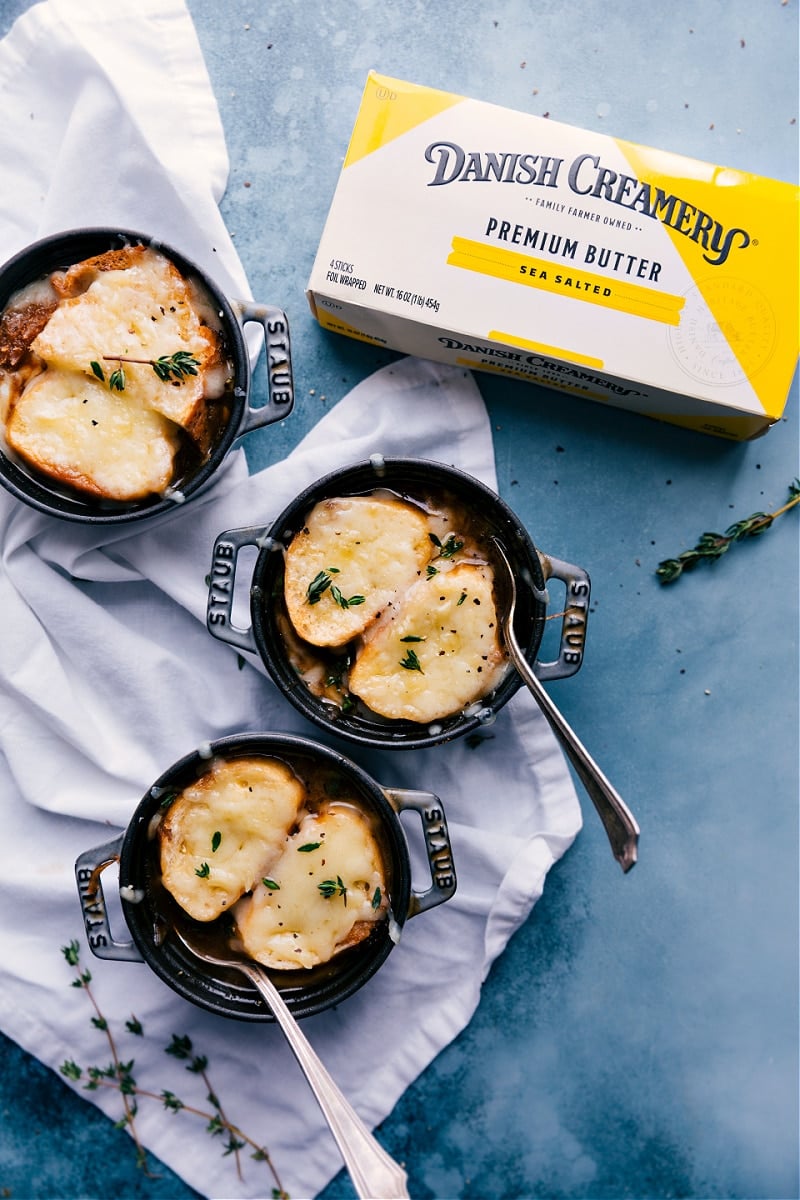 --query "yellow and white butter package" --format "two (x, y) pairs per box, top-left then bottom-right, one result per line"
(307, 72), (799, 440)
